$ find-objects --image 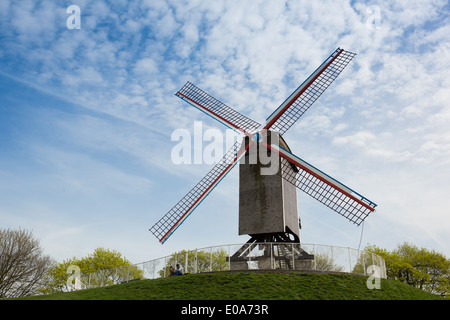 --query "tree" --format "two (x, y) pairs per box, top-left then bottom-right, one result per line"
(40, 247), (143, 294)
(0, 228), (53, 298)
(314, 253), (345, 272)
(351, 248), (386, 276)
(365, 242), (450, 295)
(77, 248), (143, 287)
(40, 257), (78, 294)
